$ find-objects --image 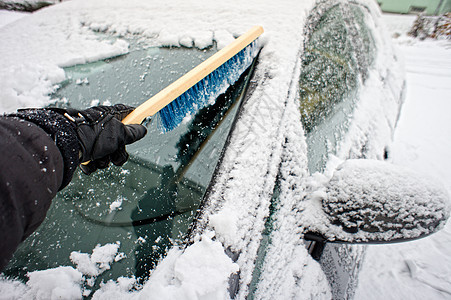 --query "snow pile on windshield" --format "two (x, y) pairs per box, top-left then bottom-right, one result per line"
(0, 0), (311, 113)
(301, 159), (450, 243)
(0, 267), (83, 300)
(0, 4), (129, 112)
(22, 267), (83, 300)
(92, 233), (238, 299)
(0, 235), (238, 299)
(70, 242), (124, 277)
(0, 242), (124, 299)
